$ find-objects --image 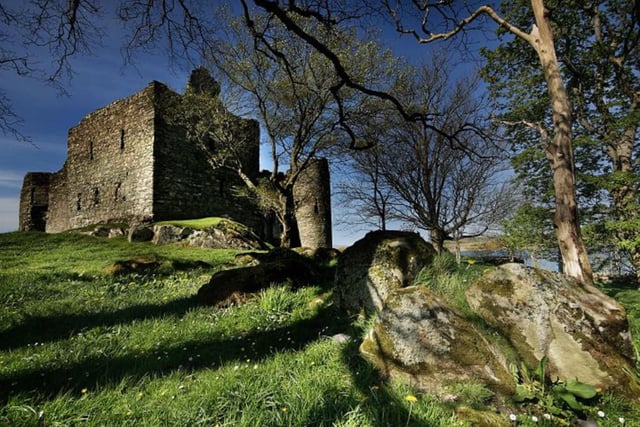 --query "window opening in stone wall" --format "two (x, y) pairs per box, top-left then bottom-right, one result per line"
(30, 187), (35, 205)
(120, 129), (125, 151)
(89, 140), (94, 160)
(93, 188), (100, 206)
(219, 179), (224, 196)
(114, 182), (122, 201)
(77, 193), (82, 211)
